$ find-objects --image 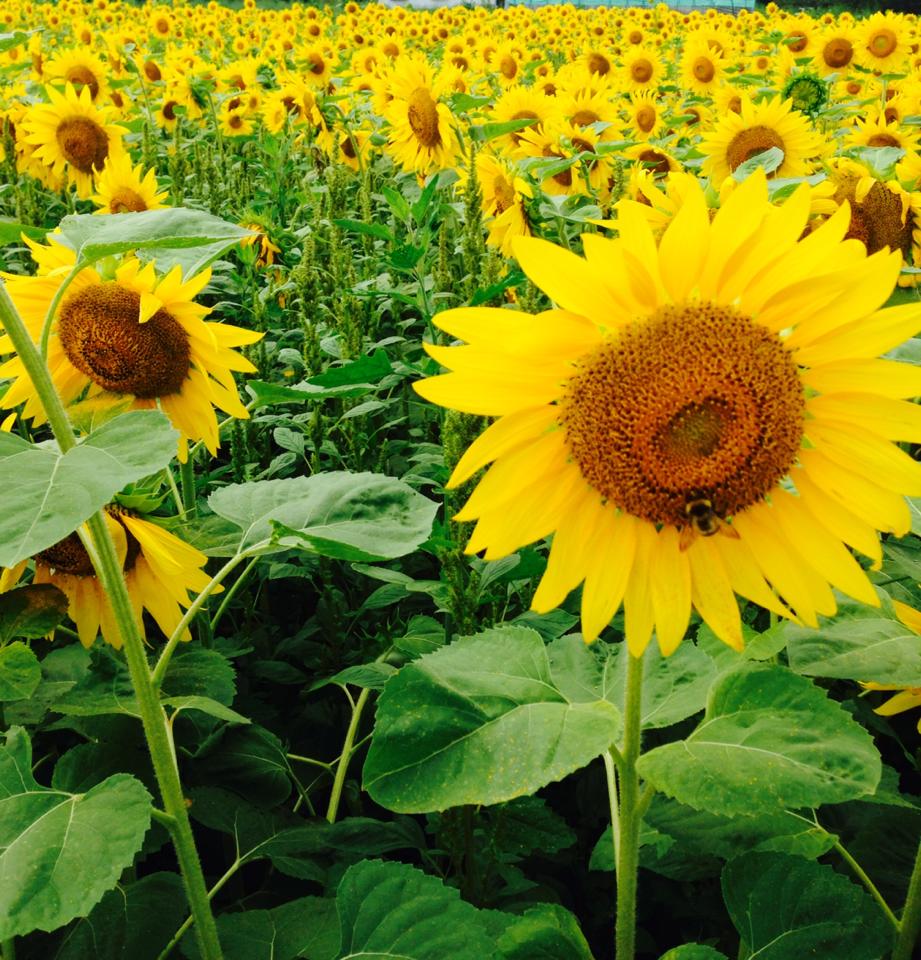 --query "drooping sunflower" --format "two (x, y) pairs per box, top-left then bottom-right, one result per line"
(21, 83), (127, 198)
(91, 154), (169, 214)
(415, 172), (921, 655)
(0, 240), (262, 458)
(382, 55), (460, 175)
(1, 507), (214, 650)
(460, 151), (531, 257)
(699, 95), (827, 186)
